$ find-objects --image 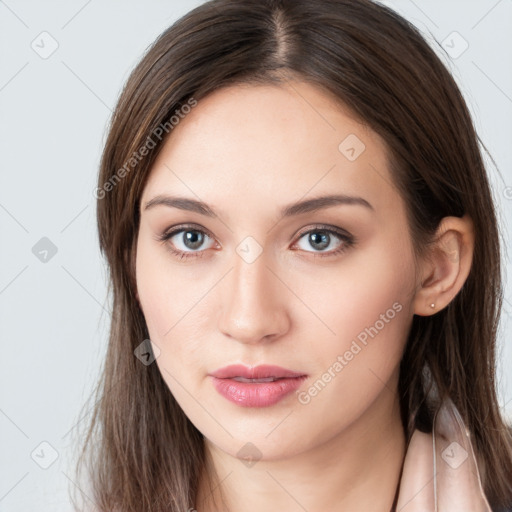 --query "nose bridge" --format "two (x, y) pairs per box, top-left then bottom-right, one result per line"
(233, 247), (268, 297)
(218, 243), (288, 343)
